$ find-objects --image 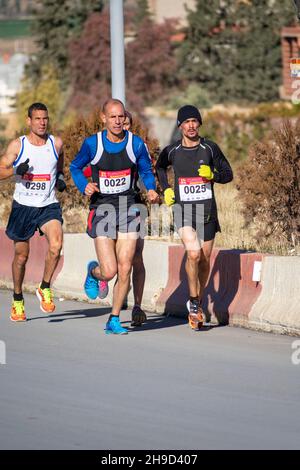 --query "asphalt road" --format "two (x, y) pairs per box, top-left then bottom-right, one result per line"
(0, 289), (299, 450)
